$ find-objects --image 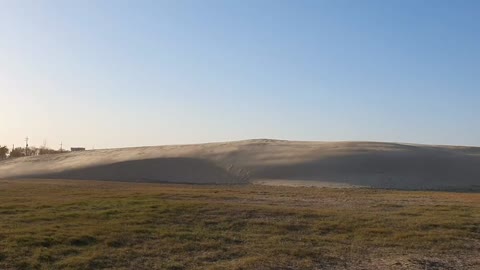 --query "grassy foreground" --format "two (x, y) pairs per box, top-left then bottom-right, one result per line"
(0, 180), (478, 270)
